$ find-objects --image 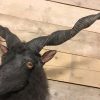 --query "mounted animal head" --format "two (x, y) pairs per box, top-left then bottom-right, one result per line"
(0, 26), (57, 96)
(0, 13), (99, 96)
